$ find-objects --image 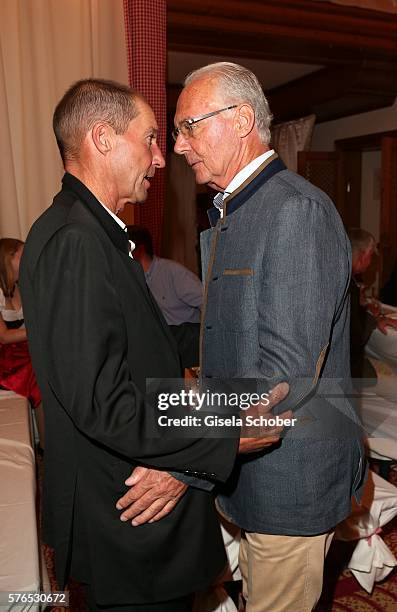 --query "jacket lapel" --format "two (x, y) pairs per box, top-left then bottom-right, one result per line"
(62, 173), (129, 255)
(208, 154), (286, 227)
(62, 173), (177, 352)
